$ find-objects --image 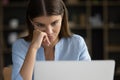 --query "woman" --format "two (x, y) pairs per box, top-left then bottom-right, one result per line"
(12, 0), (91, 80)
